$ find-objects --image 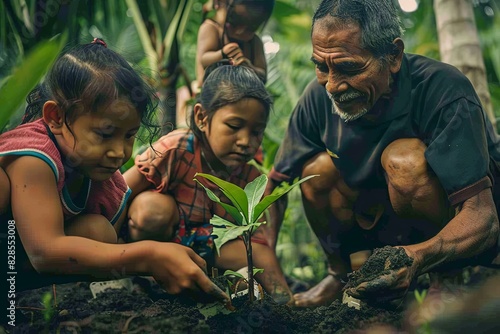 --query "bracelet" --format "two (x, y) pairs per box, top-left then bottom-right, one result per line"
(221, 49), (226, 59)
